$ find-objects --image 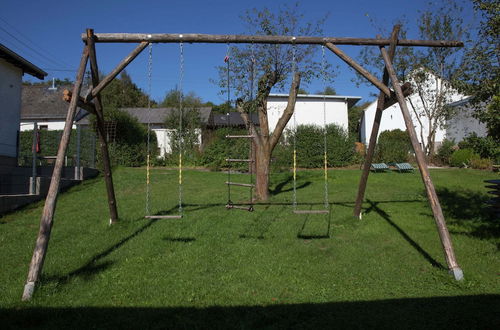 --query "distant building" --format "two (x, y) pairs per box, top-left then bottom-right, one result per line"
(77, 107), (212, 157)
(20, 84), (88, 132)
(267, 93), (361, 132)
(0, 44), (46, 166)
